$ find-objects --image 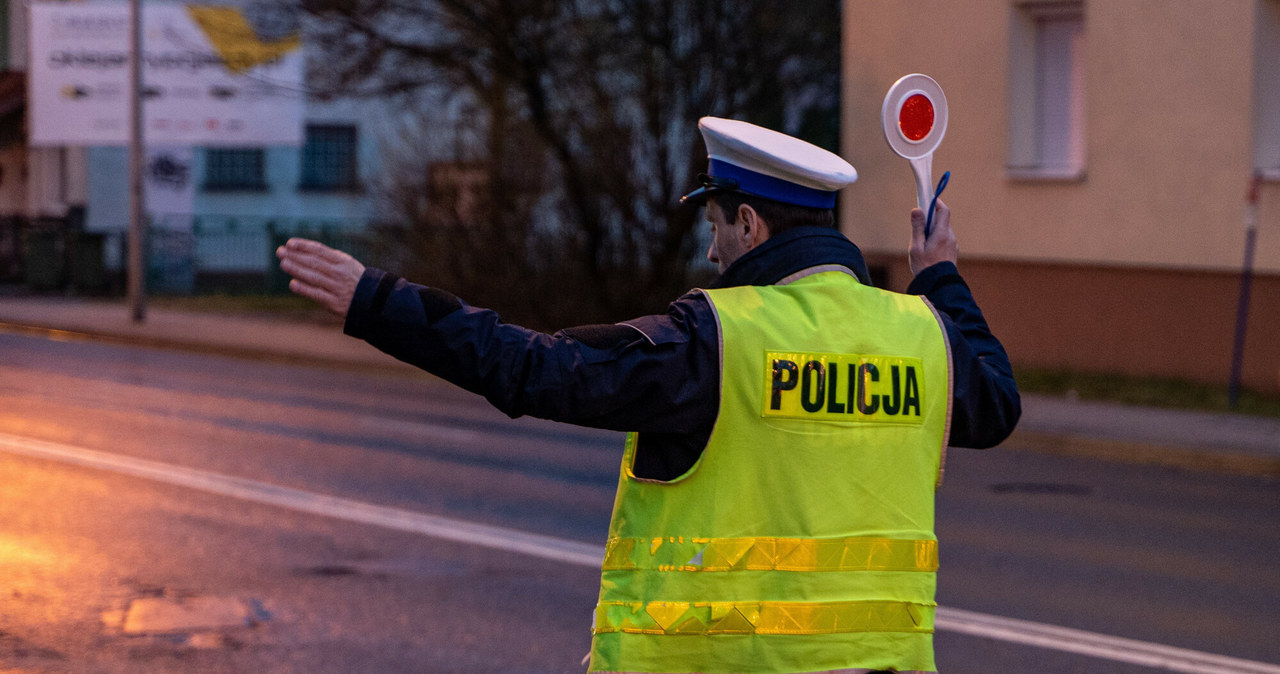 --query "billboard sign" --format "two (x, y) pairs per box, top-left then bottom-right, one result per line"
(28, 2), (304, 146)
